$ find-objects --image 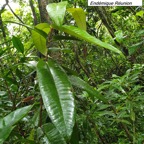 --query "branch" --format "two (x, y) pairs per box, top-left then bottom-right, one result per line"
(0, 15), (6, 38)
(7, 3), (31, 33)
(94, 7), (128, 56)
(0, 1), (9, 39)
